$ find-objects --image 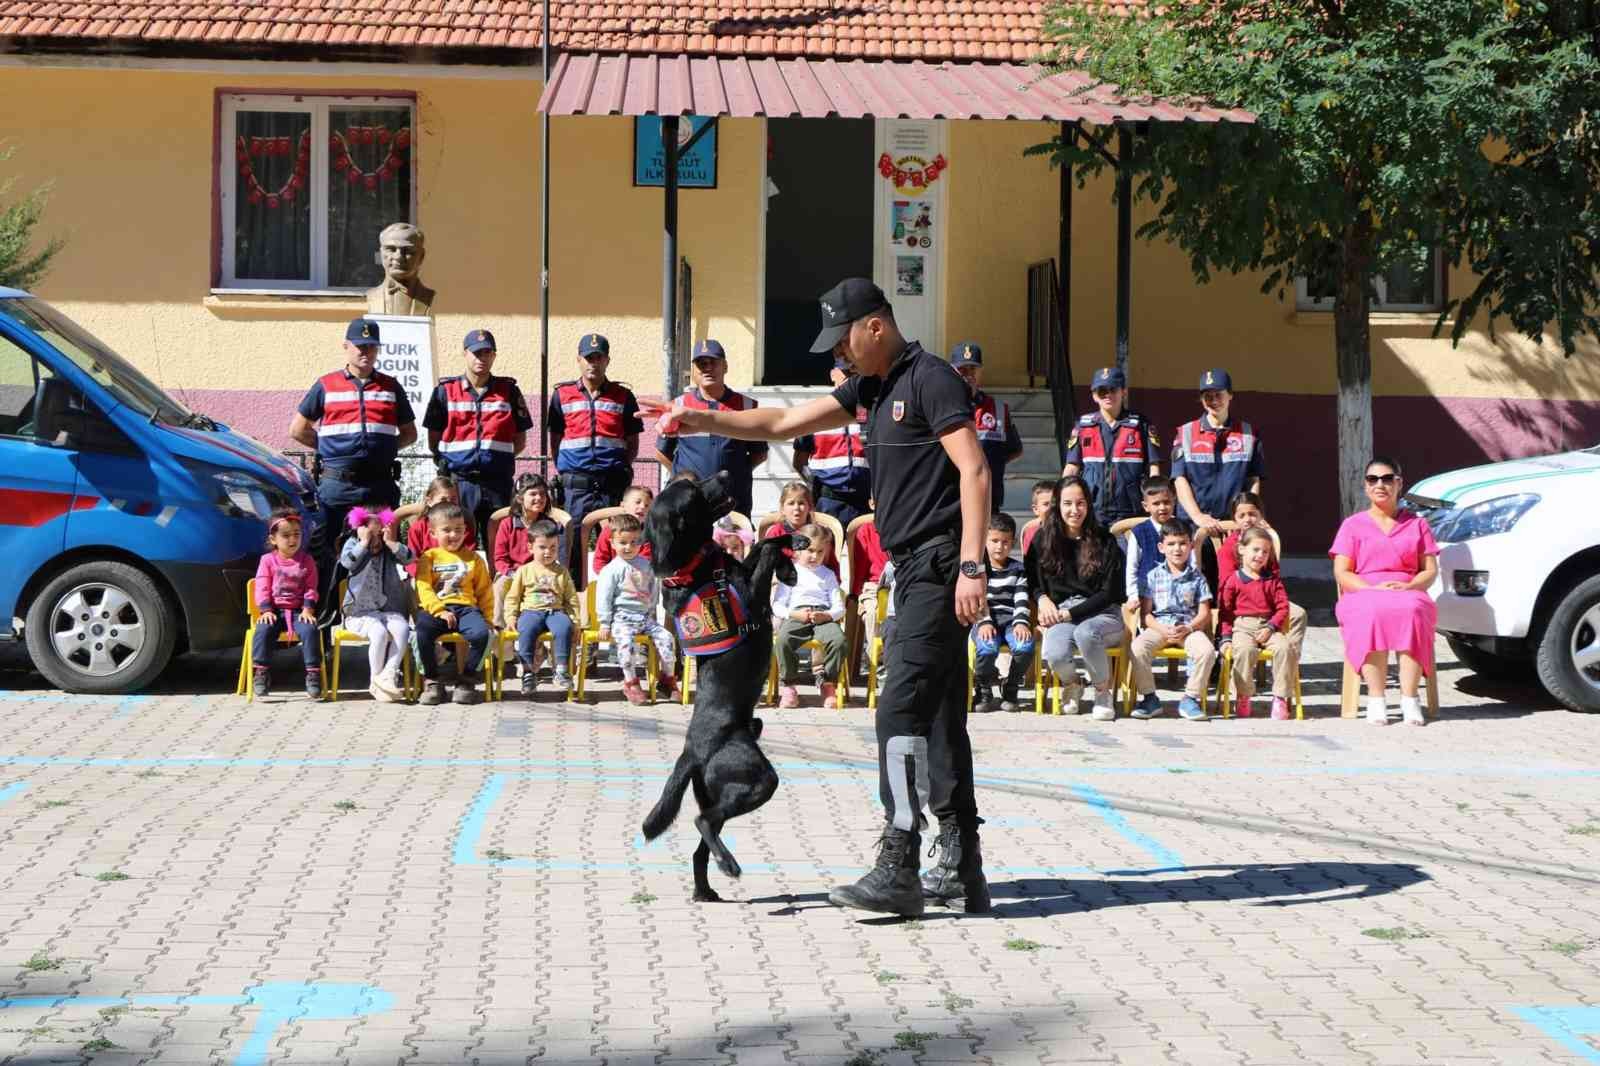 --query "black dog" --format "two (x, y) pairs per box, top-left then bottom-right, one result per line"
(640, 472), (803, 902)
